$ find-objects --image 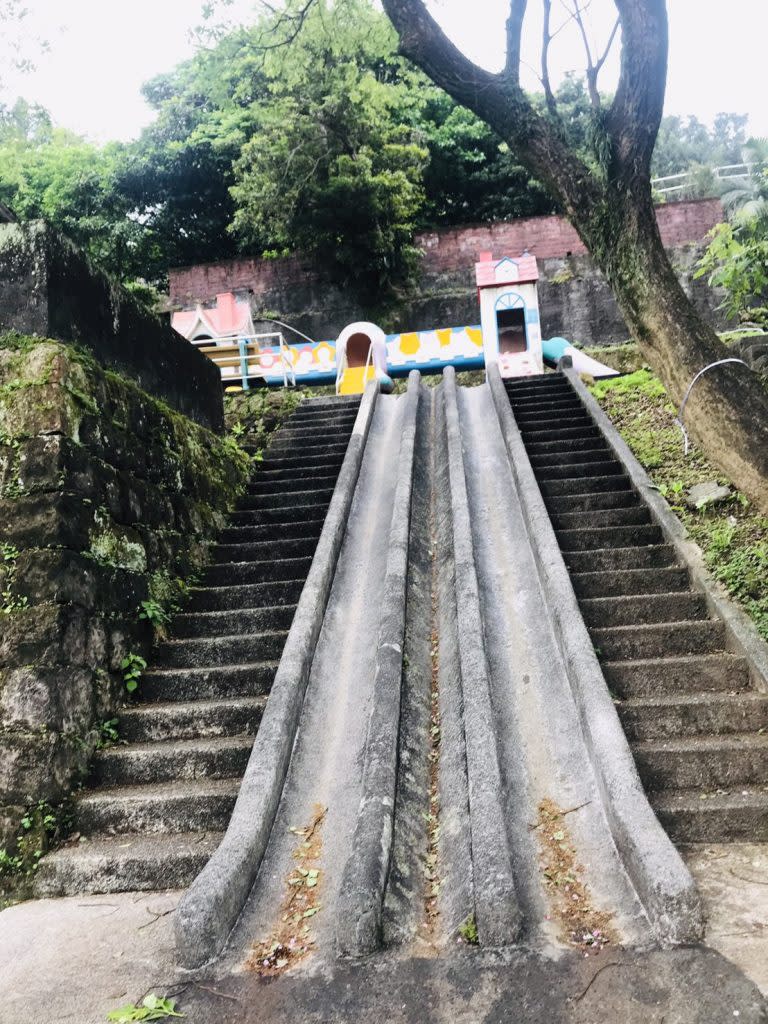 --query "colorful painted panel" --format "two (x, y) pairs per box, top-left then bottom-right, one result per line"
(256, 325), (486, 385)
